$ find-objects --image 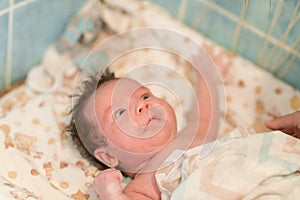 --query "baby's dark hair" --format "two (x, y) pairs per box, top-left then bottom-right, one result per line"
(66, 69), (118, 170)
